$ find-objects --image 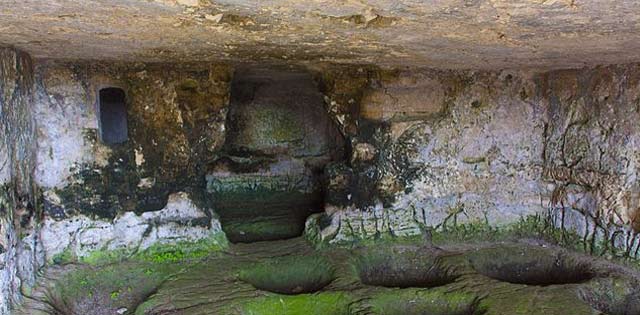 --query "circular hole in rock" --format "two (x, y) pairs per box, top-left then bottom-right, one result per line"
(579, 277), (640, 315)
(369, 289), (486, 315)
(356, 246), (460, 288)
(468, 246), (595, 286)
(239, 255), (335, 295)
(43, 264), (162, 315)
